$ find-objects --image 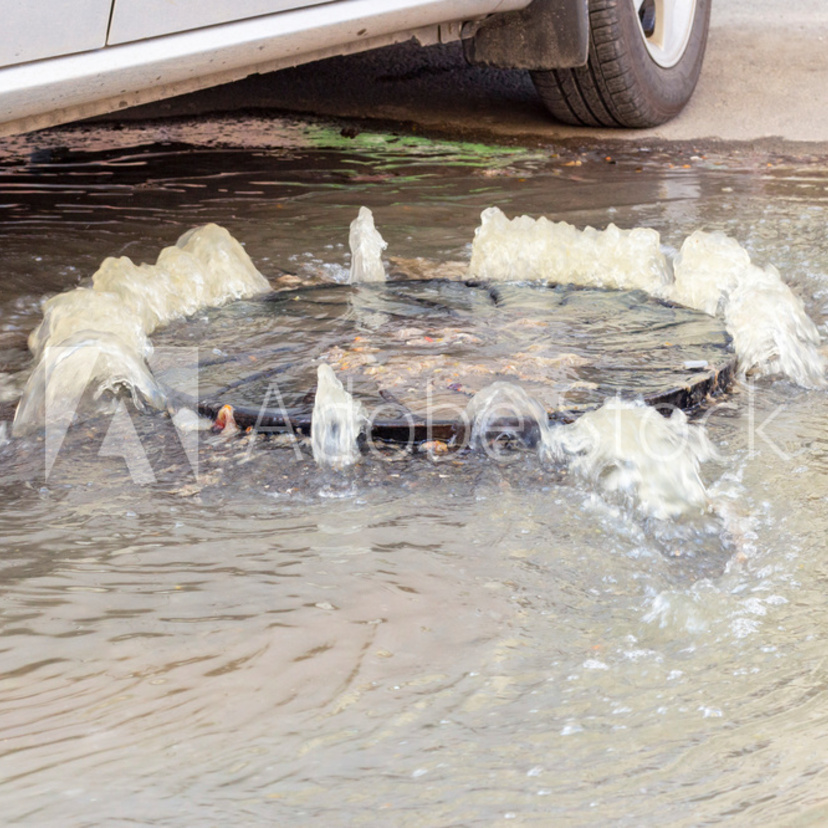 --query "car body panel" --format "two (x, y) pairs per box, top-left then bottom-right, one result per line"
(0, 0), (112, 66)
(0, 0), (531, 137)
(108, 0), (327, 45)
